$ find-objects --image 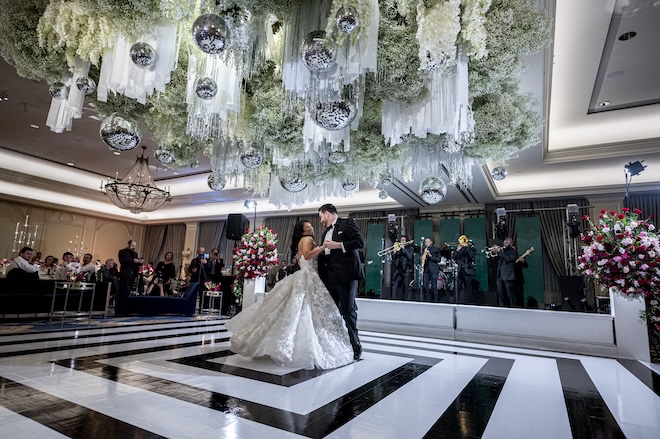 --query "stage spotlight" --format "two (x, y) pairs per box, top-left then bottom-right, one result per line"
(494, 207), (507, 239)
(568, 216), (581, 239)
(624, 160), (646, 176)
